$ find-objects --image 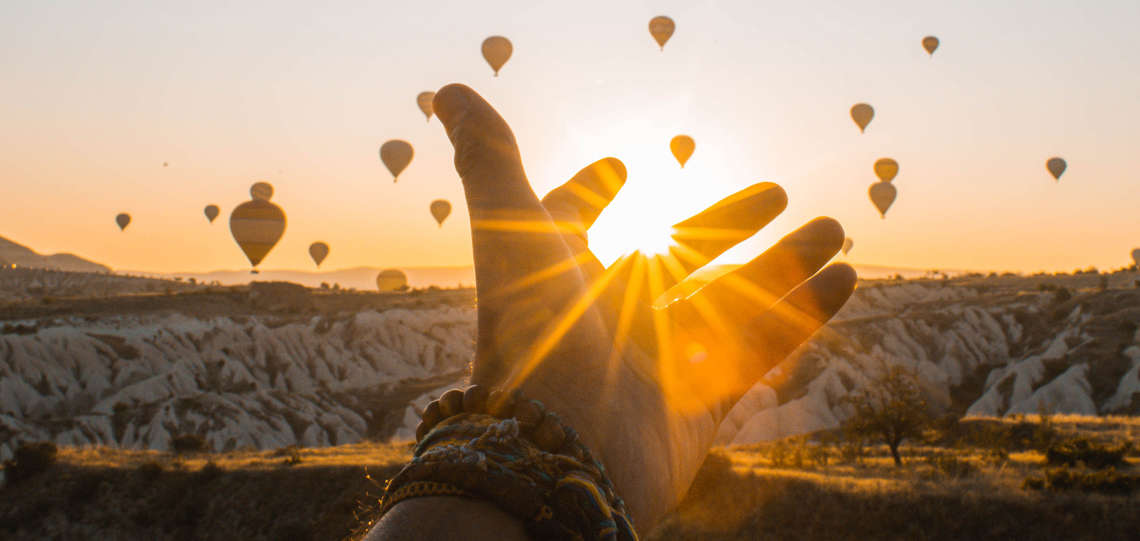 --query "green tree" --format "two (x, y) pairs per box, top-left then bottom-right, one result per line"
(843, 366), (931, 466)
